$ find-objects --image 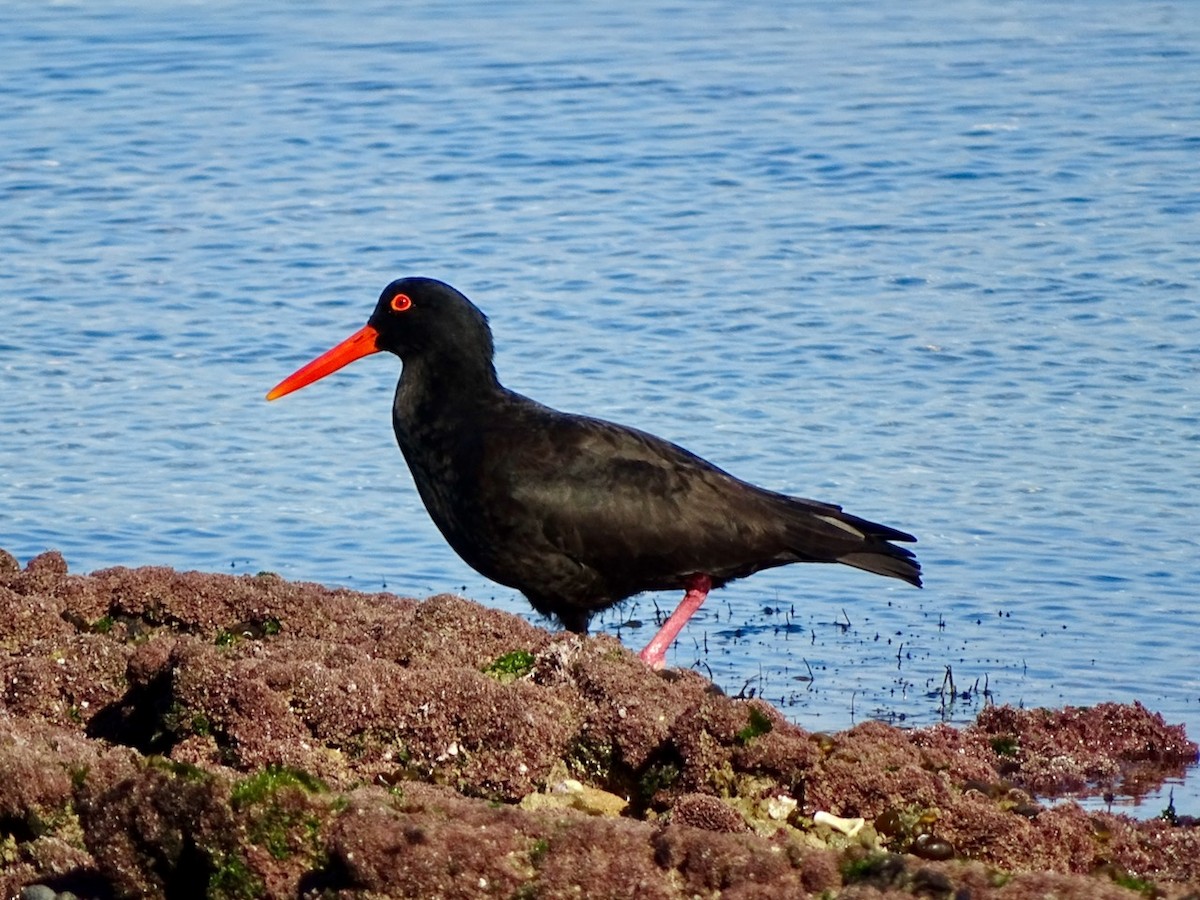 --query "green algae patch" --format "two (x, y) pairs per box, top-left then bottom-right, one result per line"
(208, 848), (263, 900)
(231, 766), (329, 861)
(483, 648), (536, 682)
(737, 705), (773, 745)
